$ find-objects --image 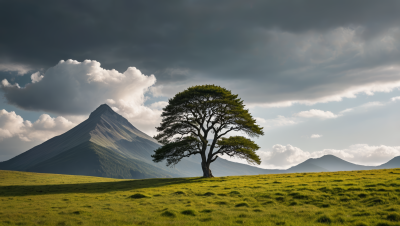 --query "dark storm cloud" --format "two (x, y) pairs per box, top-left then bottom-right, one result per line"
(1, 0), (398, 72)
(1, 0), (400, 109)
